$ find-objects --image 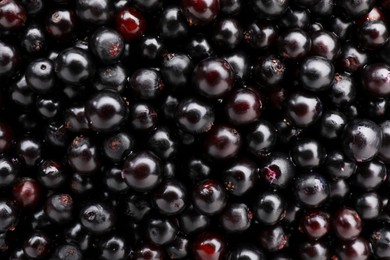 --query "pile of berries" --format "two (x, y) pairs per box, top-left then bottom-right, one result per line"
(1, 0), (390, 259)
